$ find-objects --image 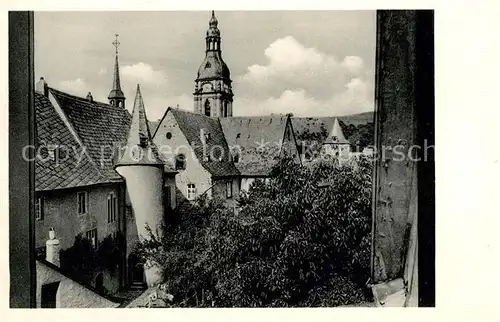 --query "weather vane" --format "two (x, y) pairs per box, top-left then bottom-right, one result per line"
(112, 34), (120, 54)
